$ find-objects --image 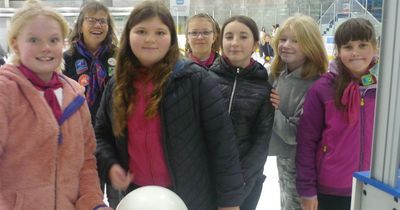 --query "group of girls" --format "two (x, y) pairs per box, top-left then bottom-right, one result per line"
(0, 0), (379, 209)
